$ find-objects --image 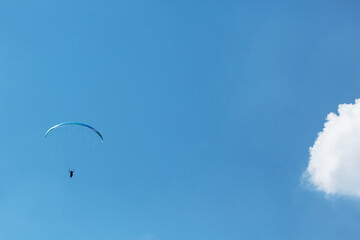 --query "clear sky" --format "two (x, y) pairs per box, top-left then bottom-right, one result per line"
(1, 1), (360, 239)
